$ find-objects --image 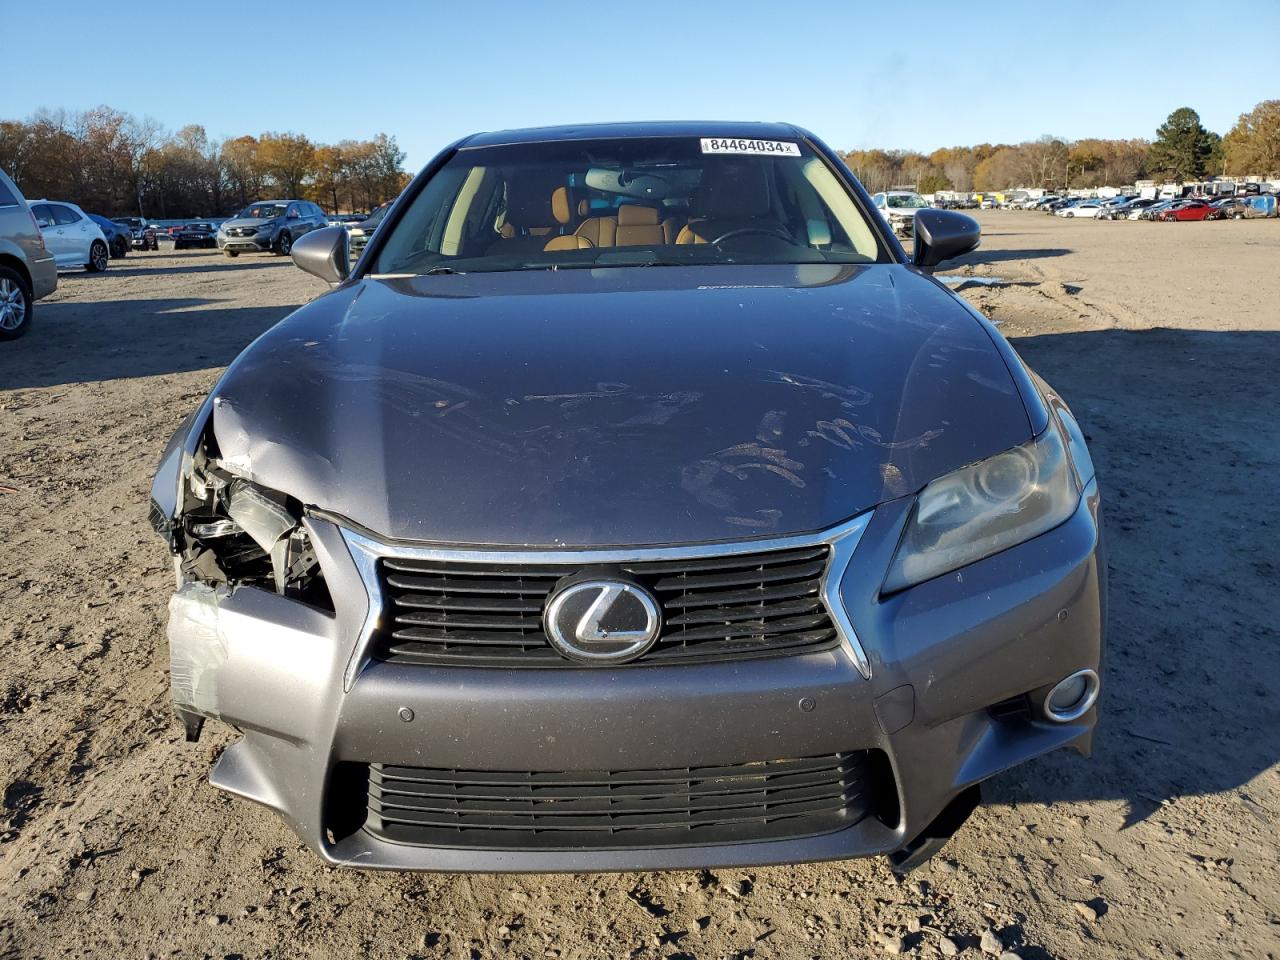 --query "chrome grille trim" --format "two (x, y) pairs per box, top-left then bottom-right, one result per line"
(338, 514), (872, 690)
